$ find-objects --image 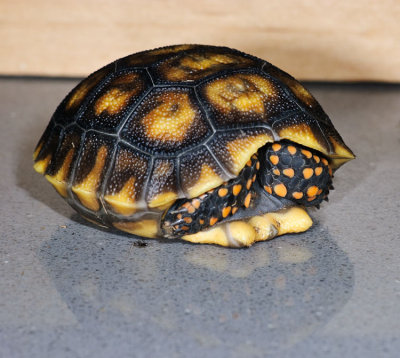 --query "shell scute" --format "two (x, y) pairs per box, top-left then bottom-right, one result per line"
(120, 88), (211, 154)
(76, 70), (152, 132)
(199, 72), (297, 127)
